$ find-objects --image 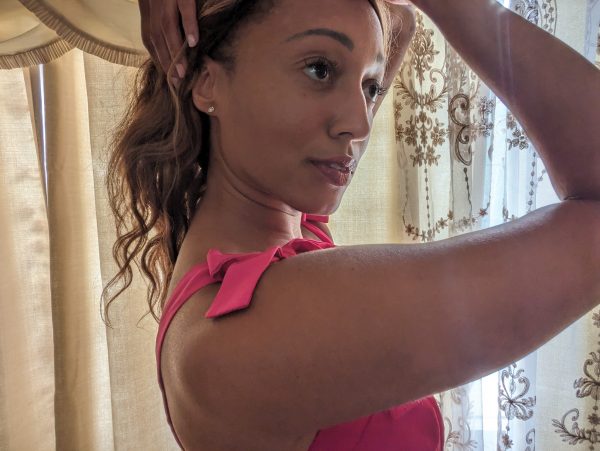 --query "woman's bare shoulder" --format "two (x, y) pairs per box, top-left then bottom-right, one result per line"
(175, 202), (600, 442)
